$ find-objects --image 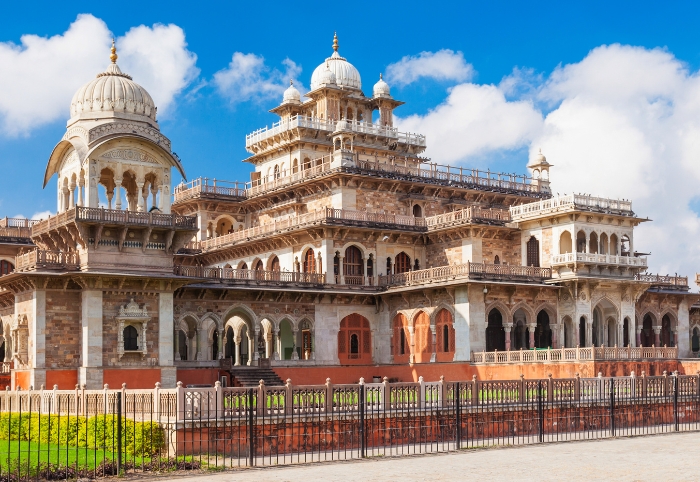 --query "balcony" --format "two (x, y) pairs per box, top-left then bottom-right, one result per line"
(637, 273), (689, 291)
(471, 345), (677, 364)
(245, 115), (426, 152)
(510, 194), (635, 222)
(551, 252), (647, 269)
(173, 266), (327, 287)
(173, 178), (246, 203)
(14, 250), (80, 273)
(425, 206), (511, 230)
(379, 262), (552, 288)
(31, 207), (197, 238)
